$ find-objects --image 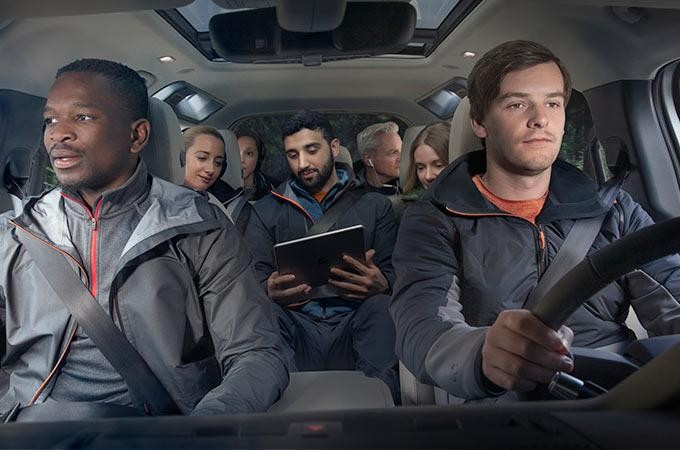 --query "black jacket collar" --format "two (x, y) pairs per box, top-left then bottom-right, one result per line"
(428, 150), (607, 223)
